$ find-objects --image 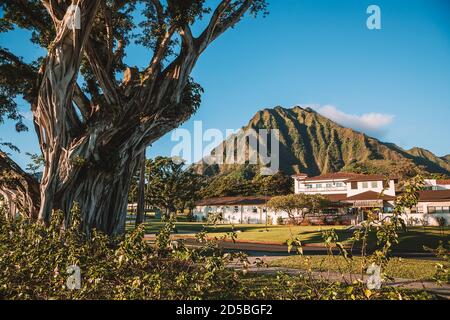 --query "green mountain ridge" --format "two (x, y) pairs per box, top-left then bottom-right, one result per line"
(195, 106), (450, 178)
